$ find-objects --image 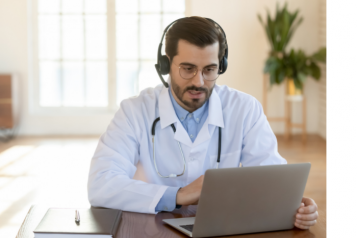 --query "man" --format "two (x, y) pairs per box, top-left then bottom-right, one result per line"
(87, 16), (318, 230)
